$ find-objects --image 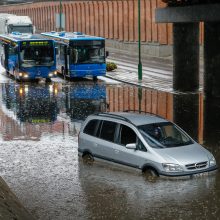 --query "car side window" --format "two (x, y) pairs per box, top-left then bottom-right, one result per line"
(119, 124), (147, 152)
(100, 120), (117, 142)
(137, 138), (147, 152)
(83, 119), (99, 136)
(119, 124), (137, 146)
